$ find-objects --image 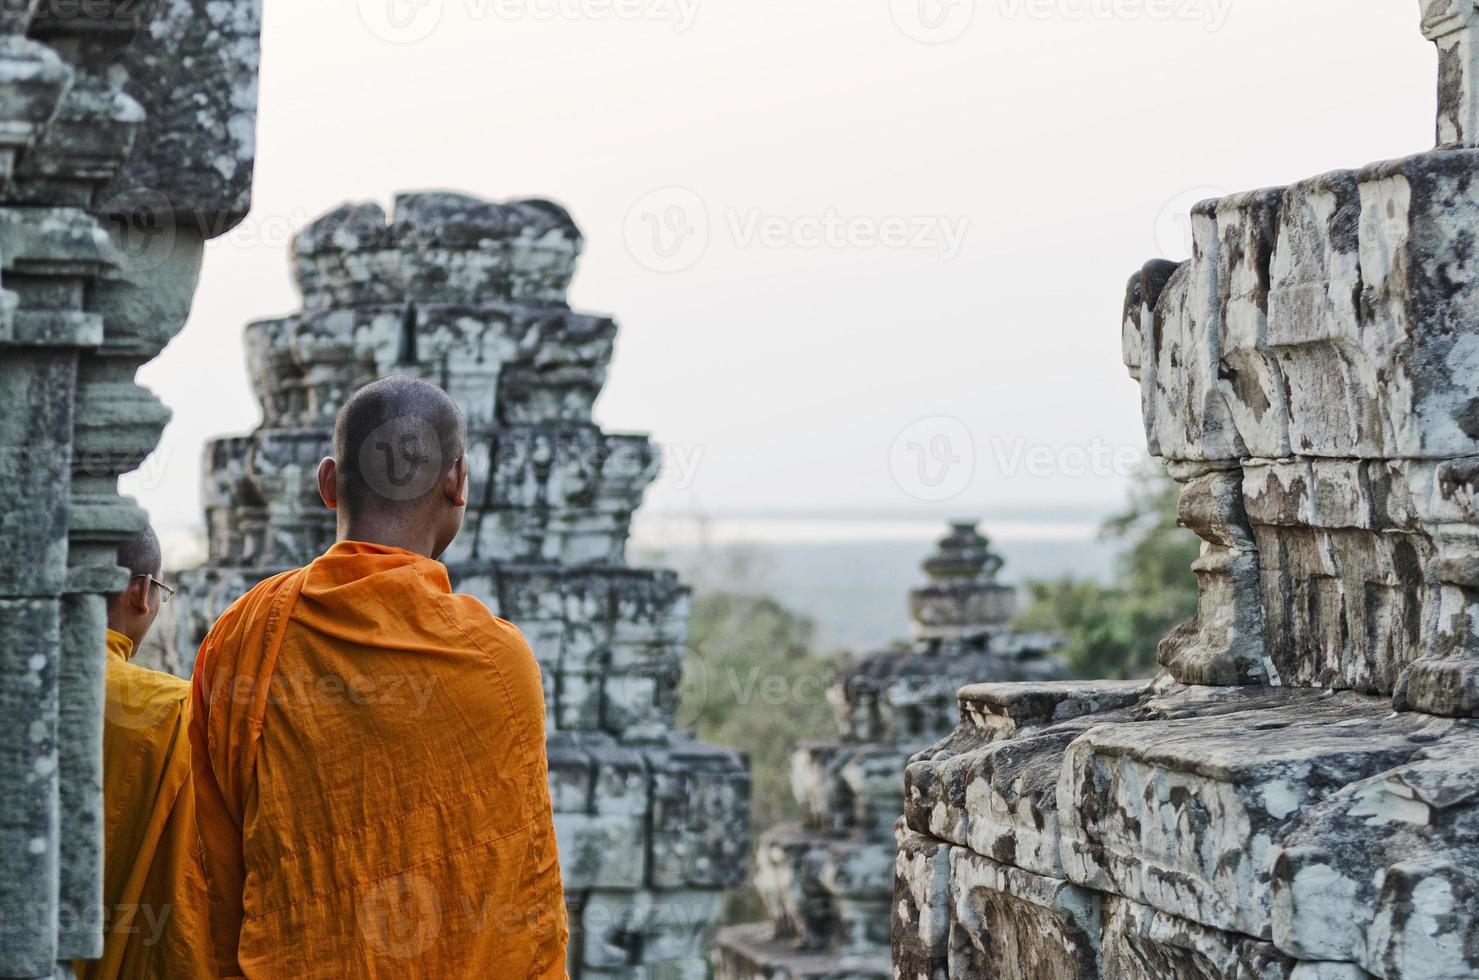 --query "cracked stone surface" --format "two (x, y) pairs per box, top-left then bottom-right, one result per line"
(893, 15), (1479, 980)
(172, 192), (750, 978)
